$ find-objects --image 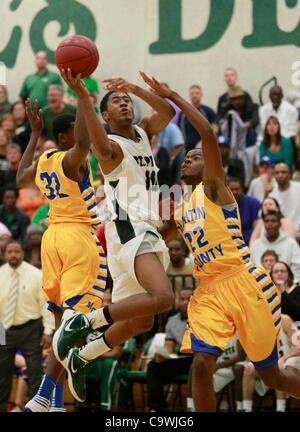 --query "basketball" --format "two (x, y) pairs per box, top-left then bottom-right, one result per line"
(55, 35), (99, 78)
